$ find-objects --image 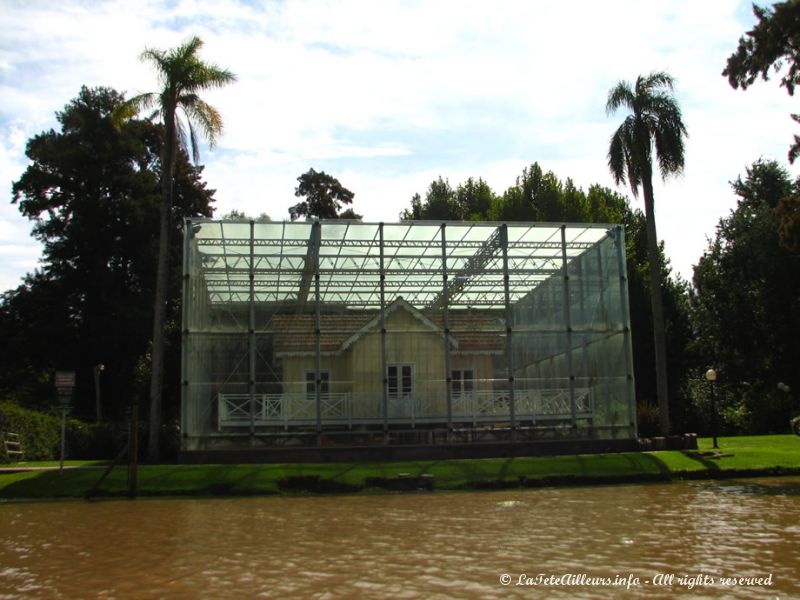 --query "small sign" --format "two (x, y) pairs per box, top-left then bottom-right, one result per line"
(55, 371), (76, 388)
